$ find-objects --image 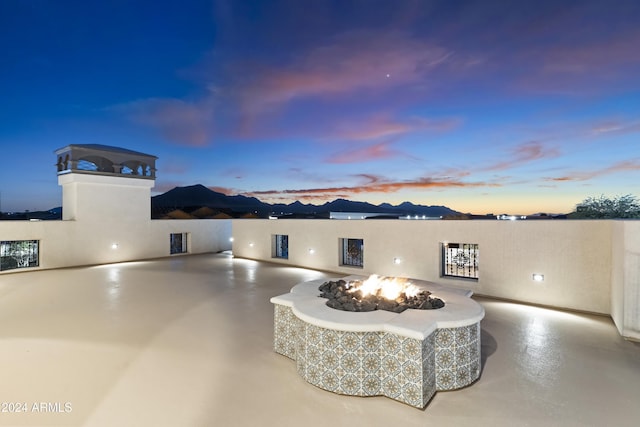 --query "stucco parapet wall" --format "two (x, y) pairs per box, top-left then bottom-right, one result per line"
(270, 277), (484, 340)
(58, 173), (155, 188)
